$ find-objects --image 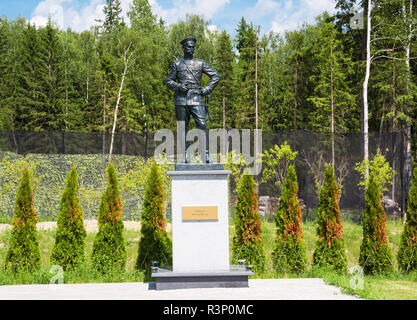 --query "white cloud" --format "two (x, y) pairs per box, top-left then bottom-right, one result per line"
(149, 0), (230, 25)
(249, 0), (281, 20)
(30, 0), (106, 32)
(30, 0), (69, 28)
(30, 0), (228, 32)
(29, 0), (333, 34)
(273, 0), (336, 34)
(250, 0), (337, 35)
